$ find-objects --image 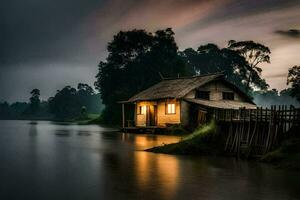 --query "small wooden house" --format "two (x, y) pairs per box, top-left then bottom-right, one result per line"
(121, 73), (256, 129)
